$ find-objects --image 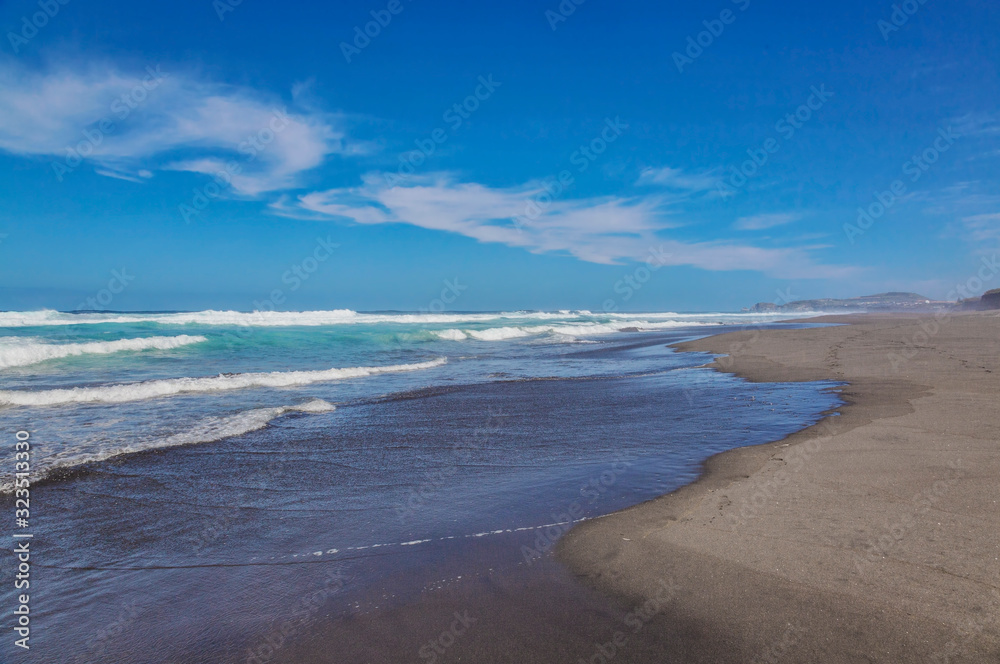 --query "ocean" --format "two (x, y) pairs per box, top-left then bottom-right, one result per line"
(0, 310), (842, 662)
